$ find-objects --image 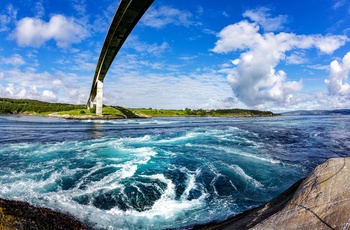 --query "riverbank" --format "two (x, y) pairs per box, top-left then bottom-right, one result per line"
(1, 157), (349, 229)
